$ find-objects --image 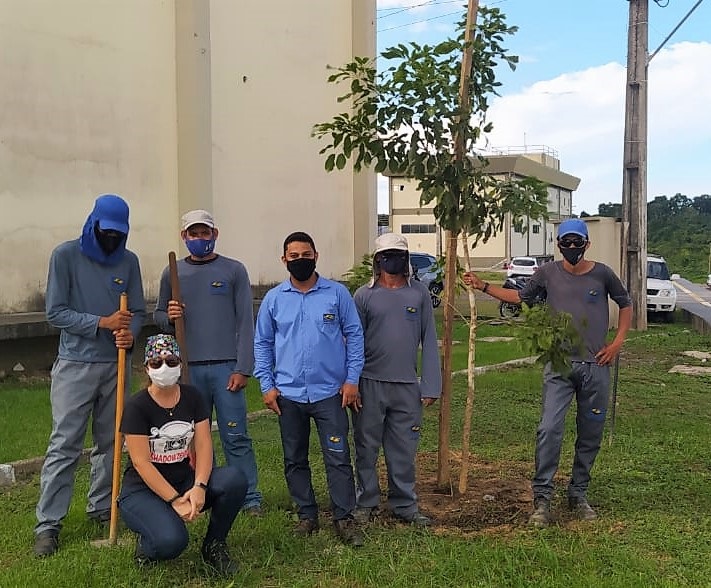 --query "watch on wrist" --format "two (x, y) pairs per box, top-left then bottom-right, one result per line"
(195, 481), (208, 490)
